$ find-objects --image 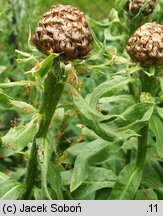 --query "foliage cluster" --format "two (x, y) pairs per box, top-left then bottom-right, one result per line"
(1, 0), (163, 200)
